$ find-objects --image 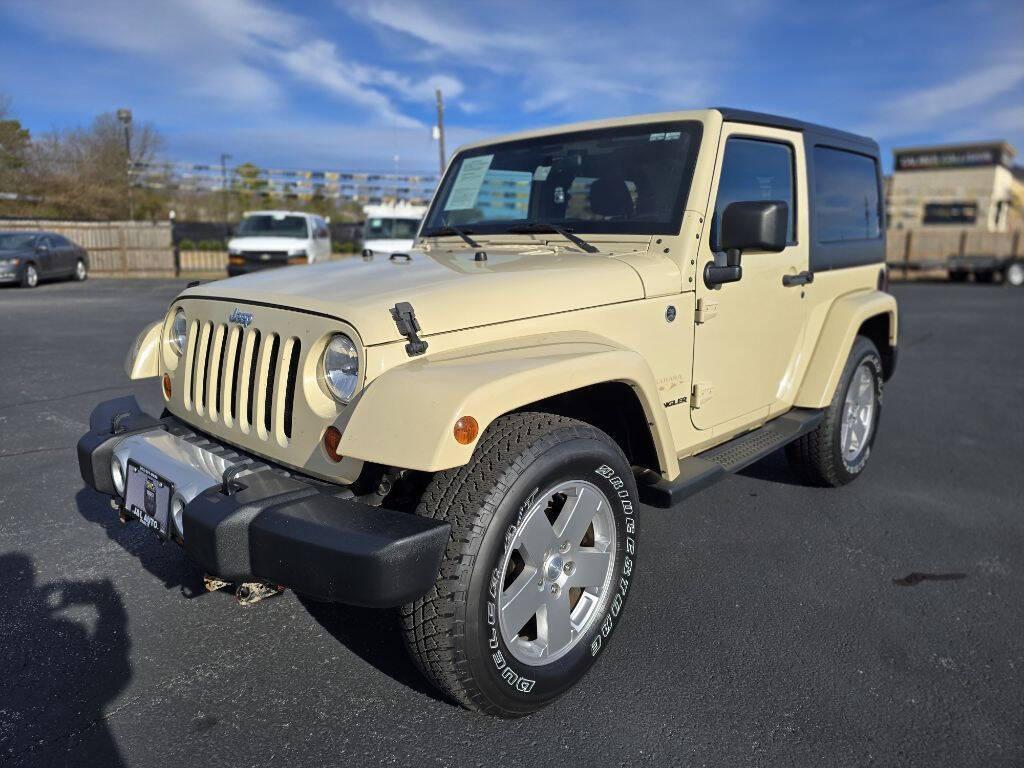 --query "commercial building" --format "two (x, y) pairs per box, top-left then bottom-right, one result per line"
(886, 141), (1022, 232)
